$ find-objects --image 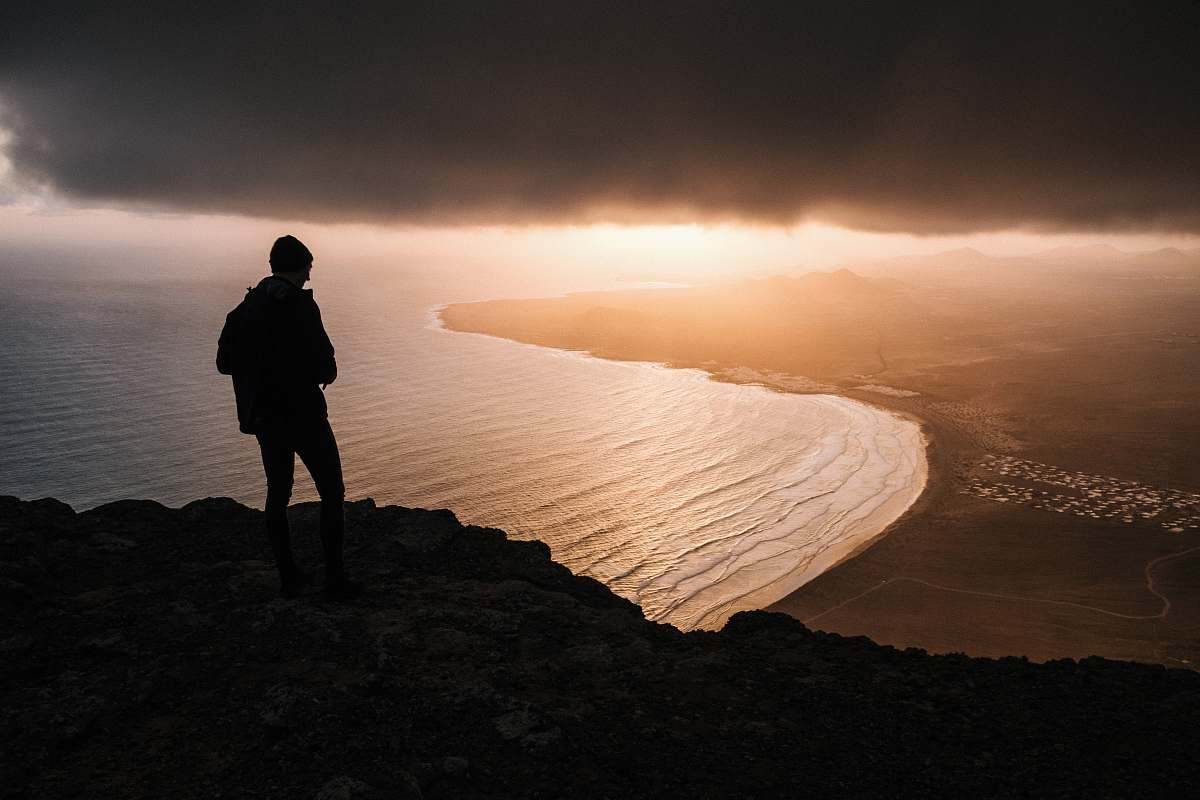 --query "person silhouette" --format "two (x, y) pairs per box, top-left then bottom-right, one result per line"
(217, 235), (360, 599)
